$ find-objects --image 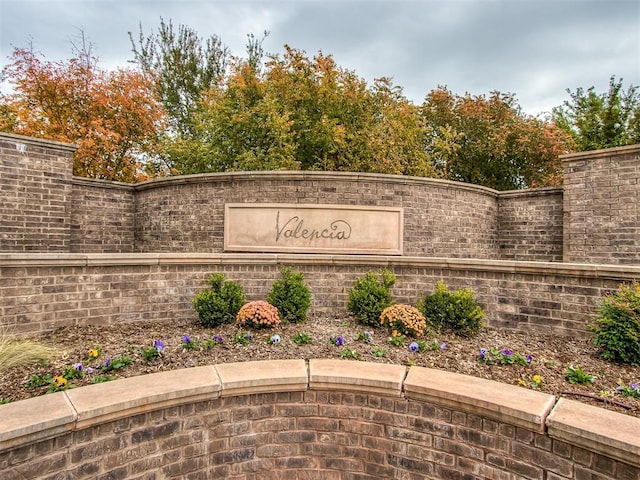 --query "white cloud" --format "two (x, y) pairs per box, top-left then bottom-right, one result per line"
(1, 0), (638, 114)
